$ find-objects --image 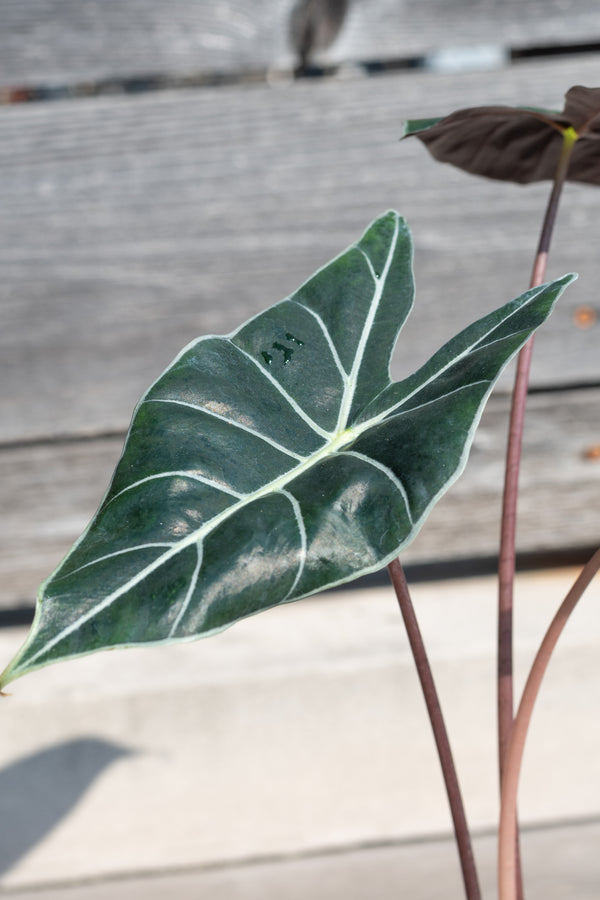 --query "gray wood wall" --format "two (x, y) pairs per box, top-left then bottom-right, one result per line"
(2, 1), (600, 612)
(3, 0), (600, 84)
